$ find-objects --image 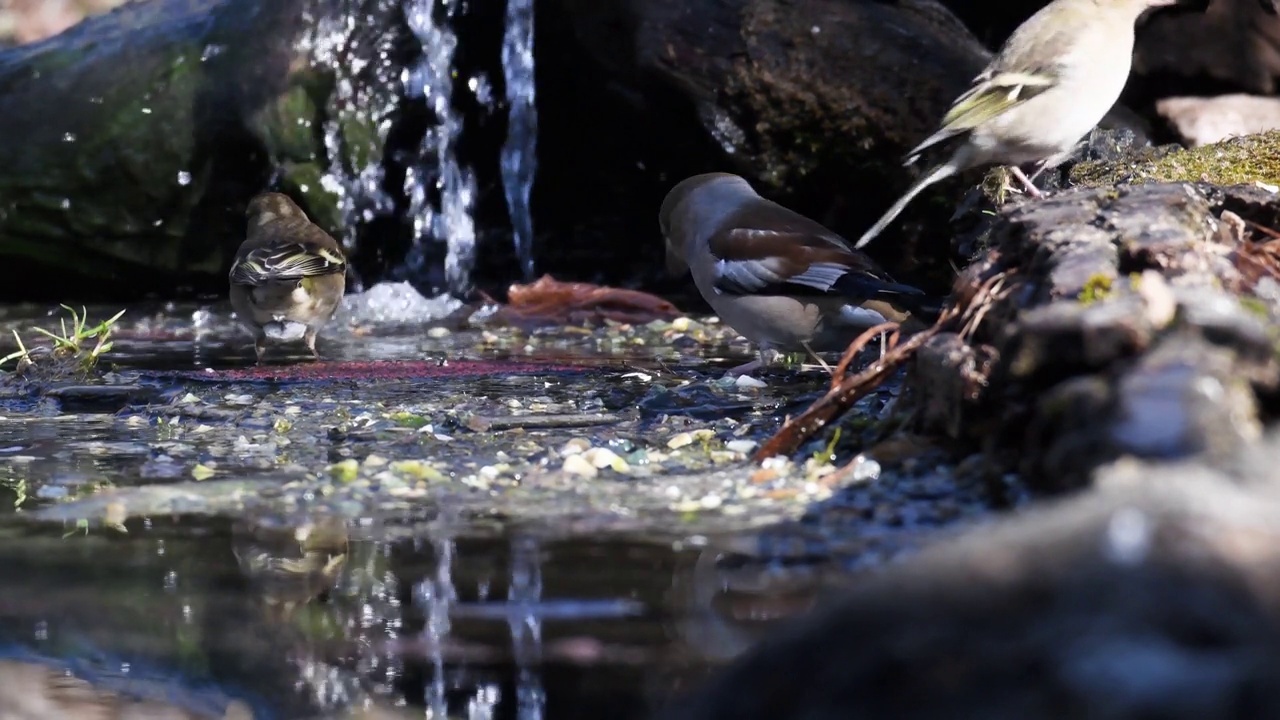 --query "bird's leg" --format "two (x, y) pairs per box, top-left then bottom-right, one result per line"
(1008, 166), (1045, 199)
(253, 336), (267, 366)
(724, 357), (763, 377)
(800, 341), (834, 375)
(304, 328), (321, 361)
(1028, 144), (1084, 184)
(725, 346), (779, 377)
